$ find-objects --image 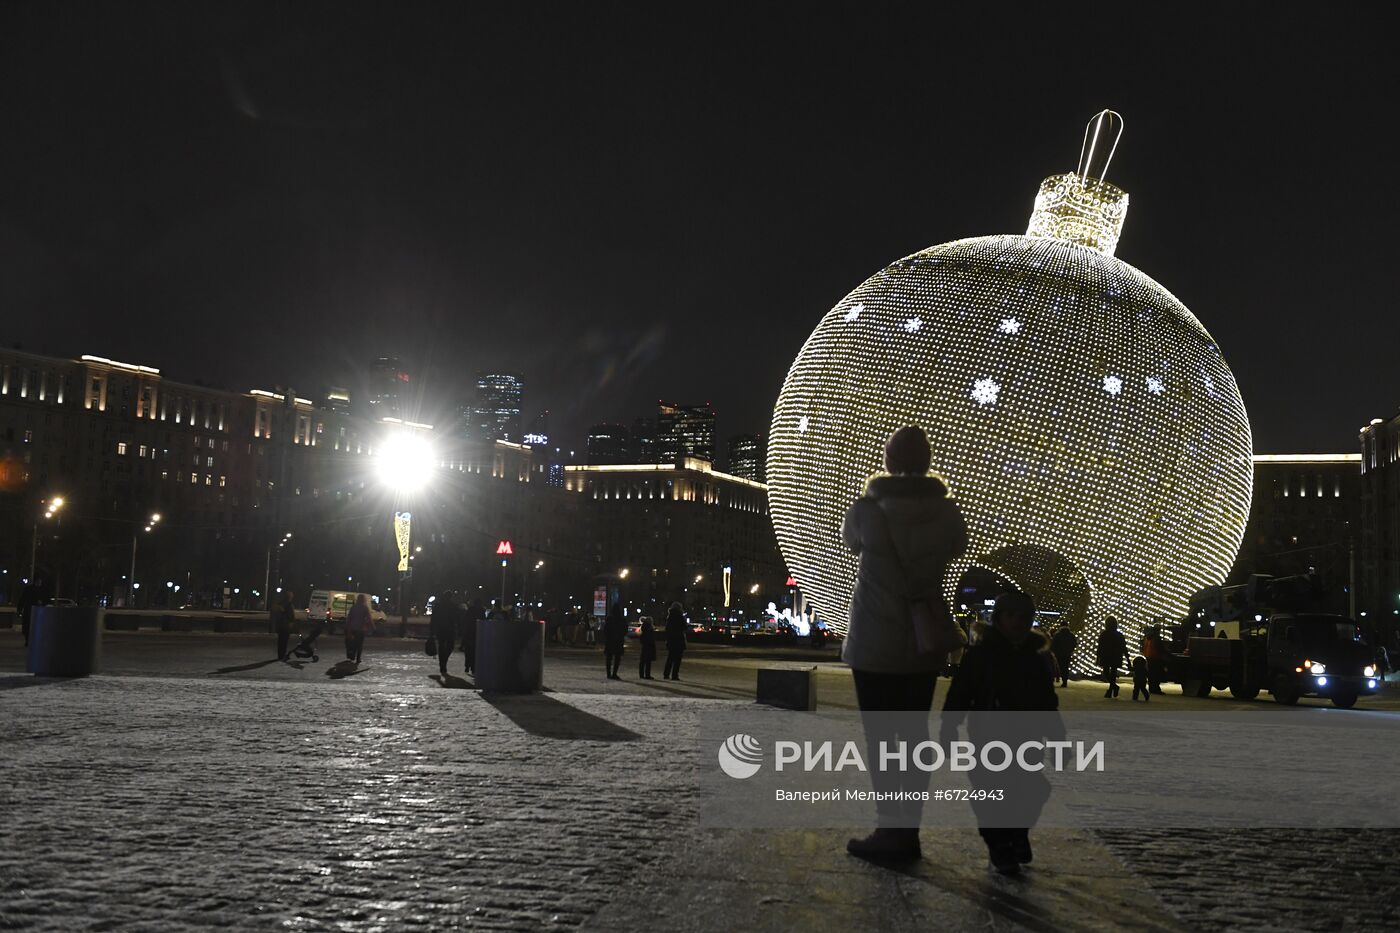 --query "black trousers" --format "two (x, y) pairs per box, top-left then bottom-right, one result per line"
(435, 634), (453, 674)
(1132, 675), (1149, 701)
(1053, 654), (1071, 687)
(1103, 666), (1120, 695)
(639, 657), (653, 678)
(346, 633), (366, 663)
(605, 648), (623, 677)
(663, 649), (684, 679)
(851, 669), (938, 828)
(276, 626), (290, 660)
